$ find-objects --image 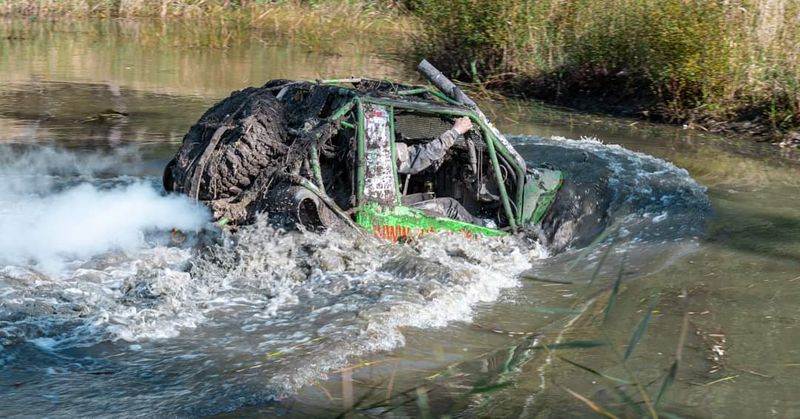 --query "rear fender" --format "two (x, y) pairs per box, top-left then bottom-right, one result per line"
(521, 168), (563, 225)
